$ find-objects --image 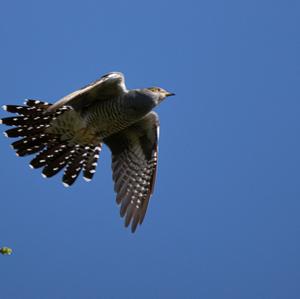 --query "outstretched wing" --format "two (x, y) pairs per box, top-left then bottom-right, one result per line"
(48, 72), (127, 112)
(104, 112), (159, 233)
